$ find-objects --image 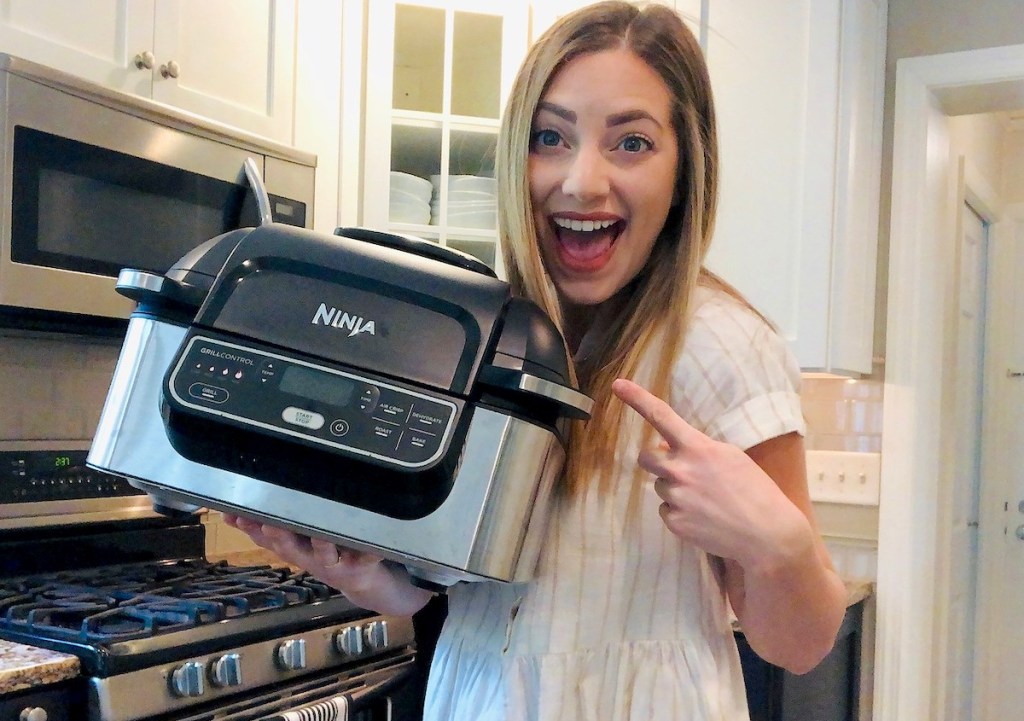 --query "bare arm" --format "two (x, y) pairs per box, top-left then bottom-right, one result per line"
(721, 432), (847, 673)
(611, 379), (846, 674)
(223, 514), (434, 617)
